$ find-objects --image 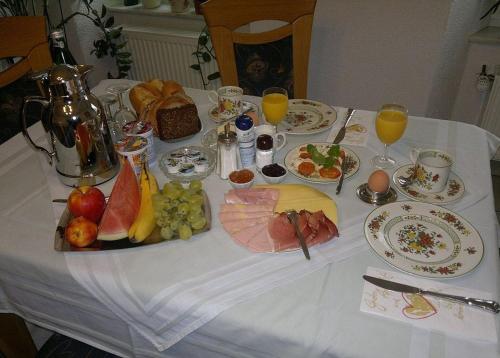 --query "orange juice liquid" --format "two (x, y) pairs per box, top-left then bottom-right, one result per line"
(375, 109), (408, 144)
(262, 93), (288, 125)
